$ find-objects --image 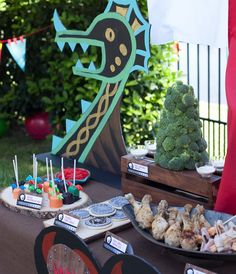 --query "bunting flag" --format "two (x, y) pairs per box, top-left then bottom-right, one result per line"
(214, 0), (236, 215)
(0, 24), (51, 72)
(6, 37), (26, 72)
(147, 0), (228, 48)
